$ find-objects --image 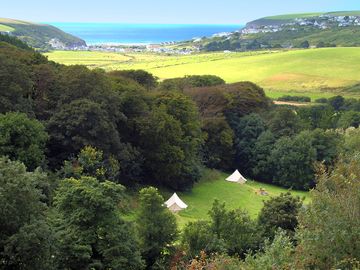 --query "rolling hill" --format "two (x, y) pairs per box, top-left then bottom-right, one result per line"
(198, 11), (360, 51)
(0, 18), (86, 50)
(247, 11), (360, 27)
(247, 12), (326, 27)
